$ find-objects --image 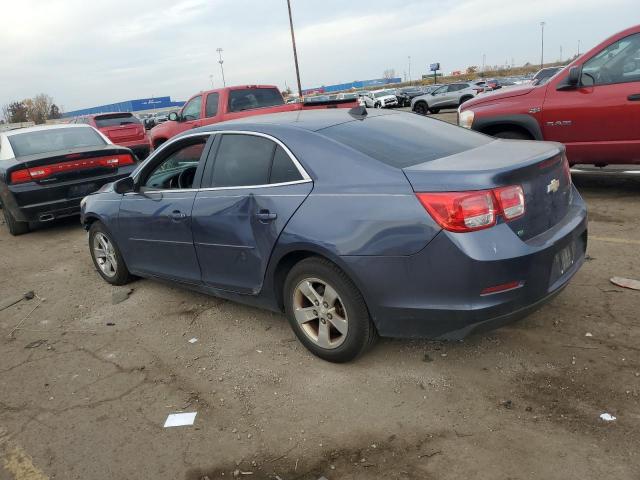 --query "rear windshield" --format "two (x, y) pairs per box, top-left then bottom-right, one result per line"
(321, 113), (491, 168)
(8, 127), (106, 157)
(94, 113), (140, 128)
(228, 88), (284, 112)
